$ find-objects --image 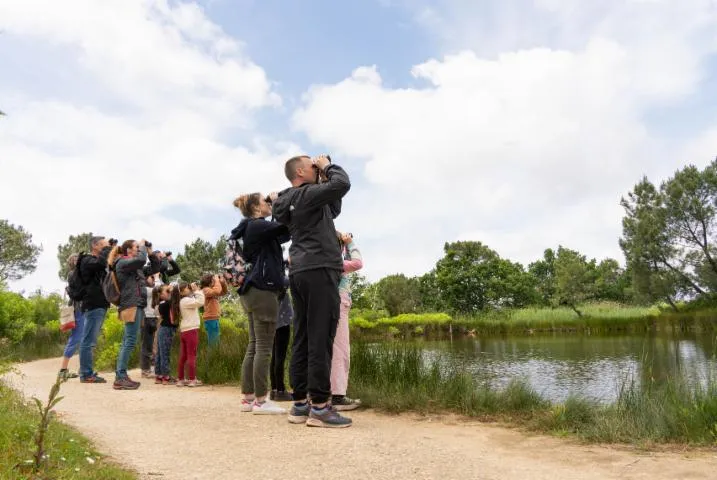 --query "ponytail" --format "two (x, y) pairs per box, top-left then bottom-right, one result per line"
(151, 286), (162, 309)
(170, 283), (185, 325)
(107, 246), (121, 268)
